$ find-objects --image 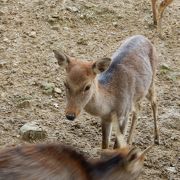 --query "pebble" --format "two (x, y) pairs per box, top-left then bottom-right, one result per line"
(66, 6), (79, 13)
(166, 166), (177, 173)
(0, 10), (5, 16)
(29, 31), (37, 38)
(160, 63), (171, 71)
(112, 22), (118, 27)
(51, 25), (59, 31)
(54, 87), (62, 94)
(53, 103), (59, 108)
(0, 60), (7, 68)
(3, 37), (10, 42)
(16, 100), (31, 108)
(63, 27), (70, 31)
